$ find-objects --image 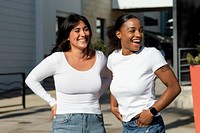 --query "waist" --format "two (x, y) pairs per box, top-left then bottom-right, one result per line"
(56, 101), (101, 114)
(55, 91), (101, 114)
(129, 114), (162, 122)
